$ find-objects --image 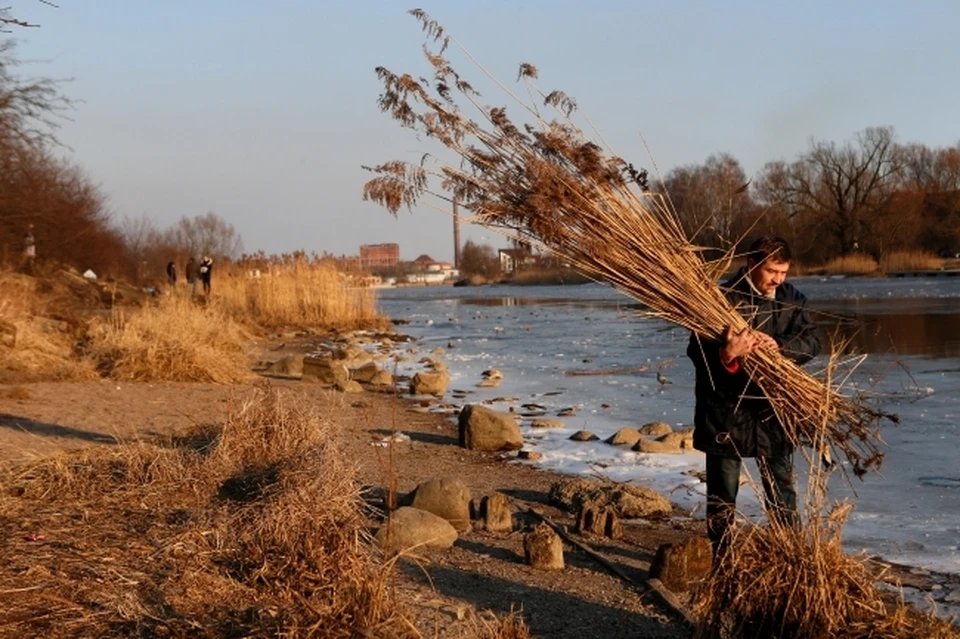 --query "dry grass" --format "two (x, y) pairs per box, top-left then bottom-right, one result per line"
(216, 262), (388, 332)
(84, 295), (252, 383)
(819, 253), (880, 276)
(5, 385), (31, 400)
(0, 272), (97, 382)
(0, 385), (417, 638)
(880, 250), (945, 273)
(694, 504), (958, 638)
(362, 10), (891, 478)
